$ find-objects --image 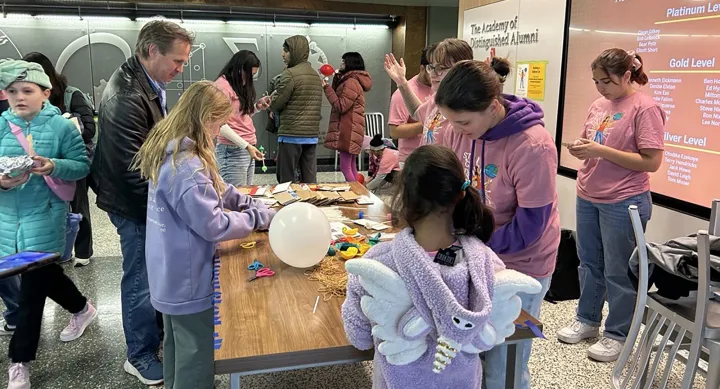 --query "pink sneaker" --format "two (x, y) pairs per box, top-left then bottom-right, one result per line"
(8, 362), (30, 389)
(59, 301), (97, 342)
